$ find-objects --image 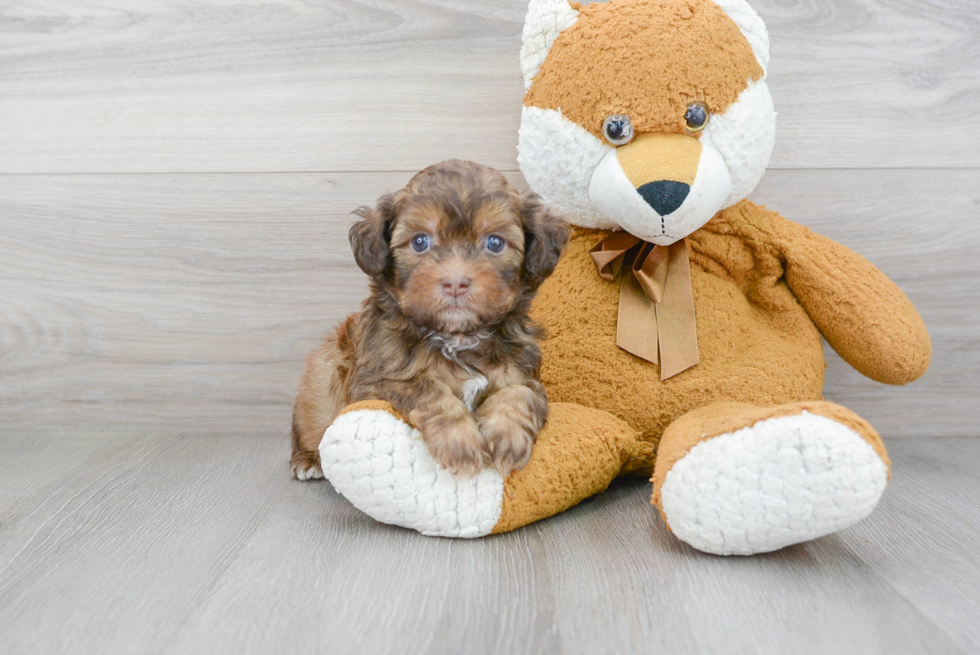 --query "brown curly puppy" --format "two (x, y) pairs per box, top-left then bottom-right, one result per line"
(291, 160), (569, 481)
